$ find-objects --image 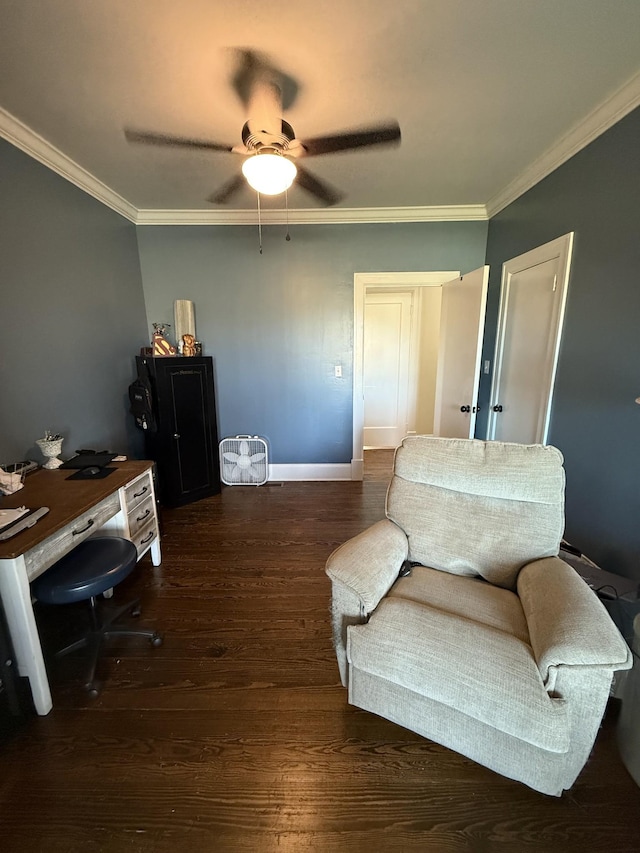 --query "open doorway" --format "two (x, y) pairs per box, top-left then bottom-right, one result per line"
(363, 287), (443, 449)
(352, 271), (459, 479)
